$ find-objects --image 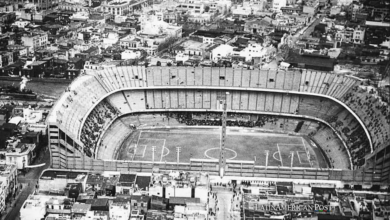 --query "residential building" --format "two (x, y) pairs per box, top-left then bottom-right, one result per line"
(5, 141), (37, 170)
(232, 6), (252, 19)
(109, 198), (131, 220)
(0, 180), (7, 215)
(272, 0), (287, 11)
(21, 31), (48, 51)
(140, 15), (182, 38)
(72, 203), (91, 218)
(174, 203), (208, 220)
(100, 0), (149, 16)
(103, 32), (120, 49)
(176, 2), (204, 14)
(353, 26), (365, 44)
(58, 1), (90, 12)
(190, 30), (225, 45)
(130, 195), (149, 214)
(244, 18), (274, 35)
(0, 164), (17, 215)
(12, 20), (30, 29)
(0, 51), (13, 68)
(116, 174), (136, 195)
(210, 44), (234, 61)
(172, 39), (213, 58)
(20, 195), (72, 220)
(121, 50), (142, 60)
